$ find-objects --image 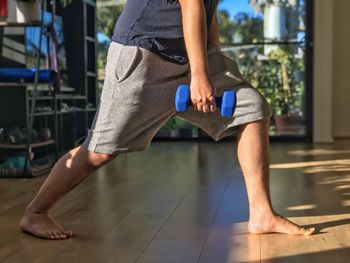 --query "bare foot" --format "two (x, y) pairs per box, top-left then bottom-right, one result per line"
(19, 211), (73, 240)
(248, 212), (315, 236)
